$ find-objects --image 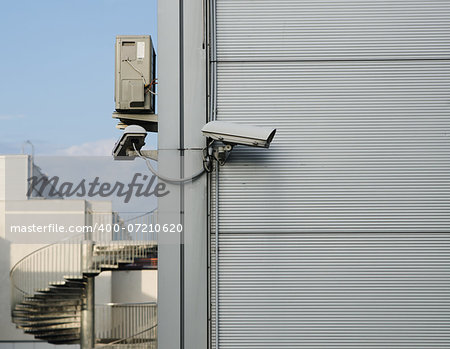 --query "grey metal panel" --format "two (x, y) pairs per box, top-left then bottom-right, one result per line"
(216, 0), (450, 60)
(212, 1), (450, 348)
(214, 61), (450, 233)
(211, 233), (450, 348)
